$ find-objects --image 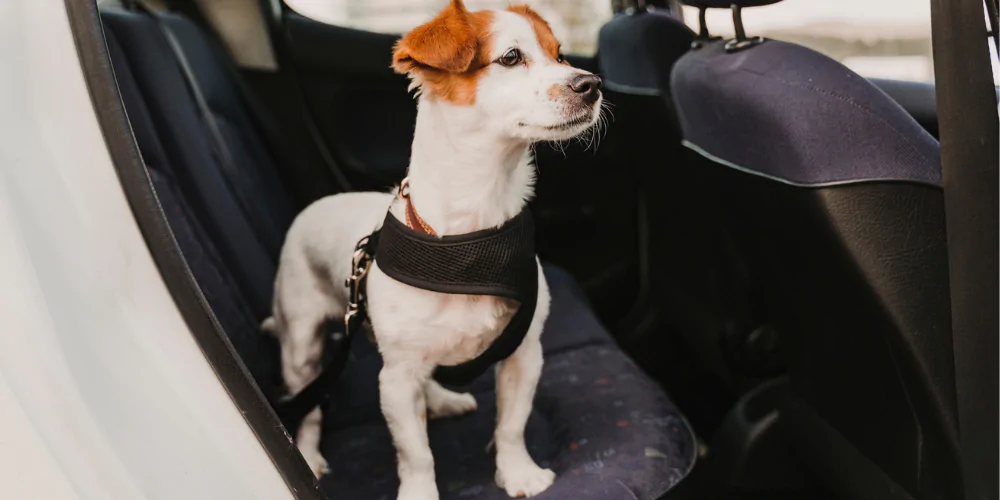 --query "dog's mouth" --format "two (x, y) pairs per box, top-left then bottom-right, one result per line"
(545, 113), (593, 130)
(519, 112), (594, 131)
